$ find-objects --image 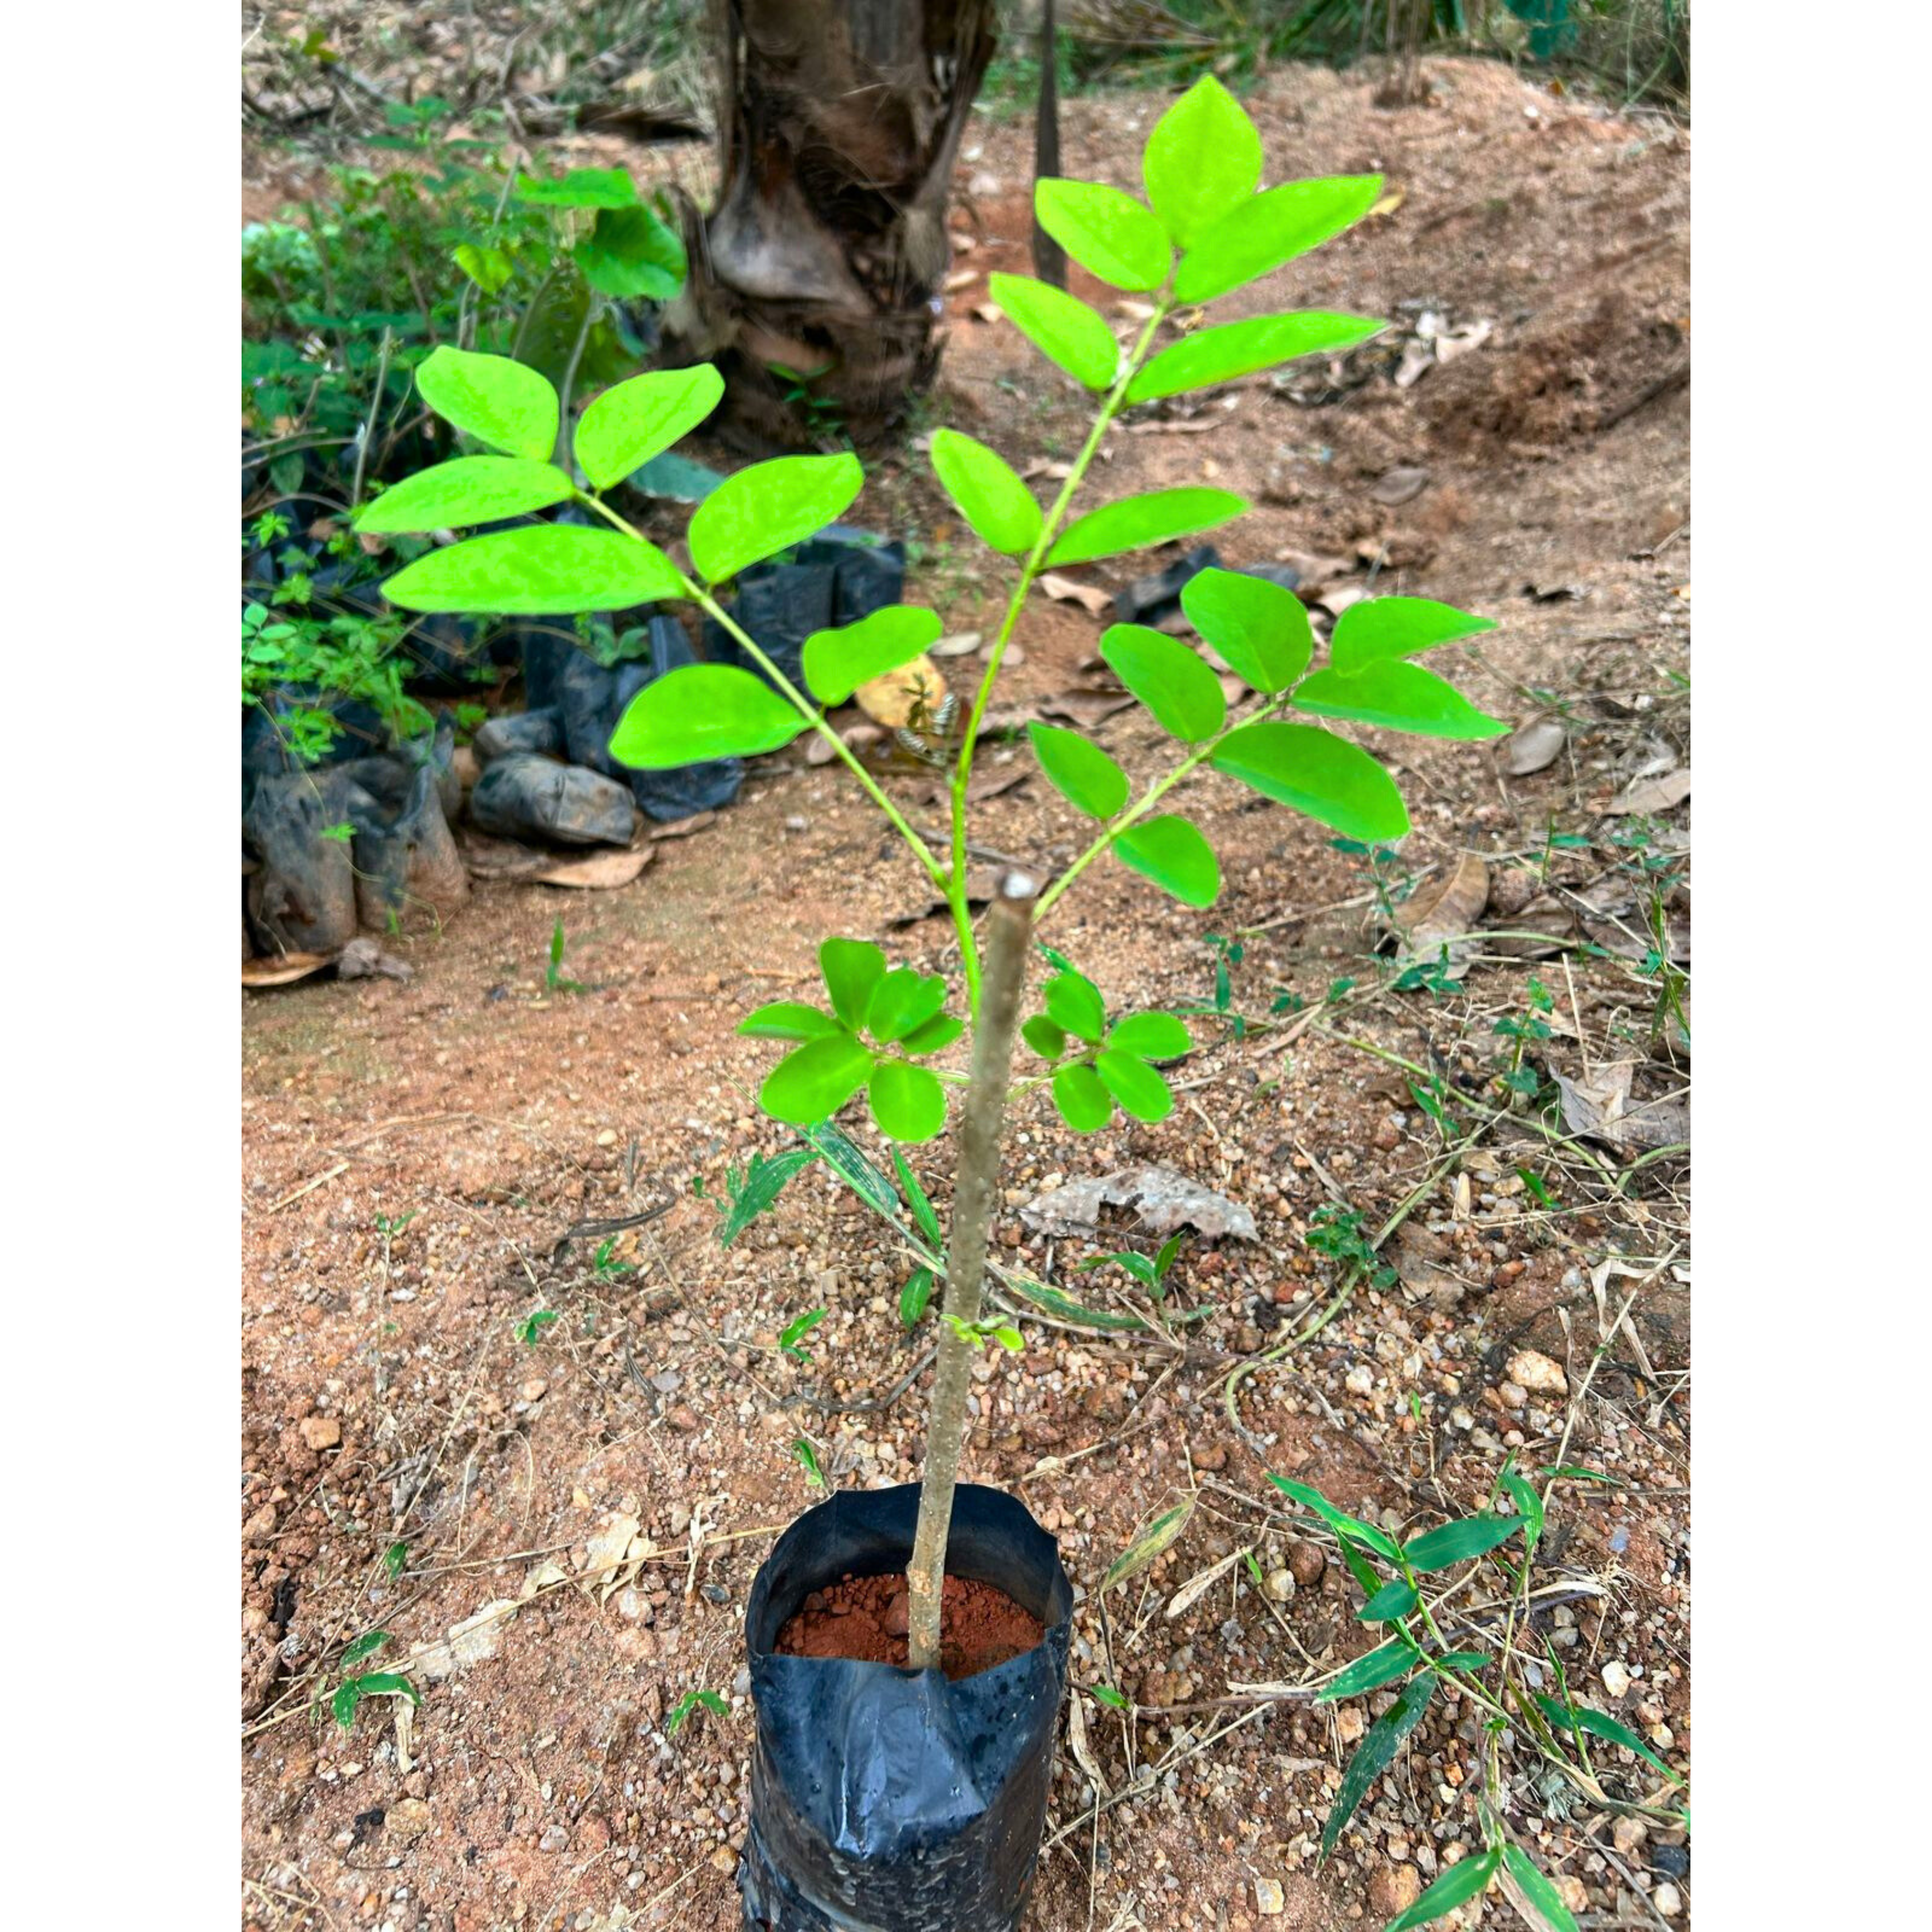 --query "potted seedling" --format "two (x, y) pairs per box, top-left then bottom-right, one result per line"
(358, 76), (1506, 1930)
